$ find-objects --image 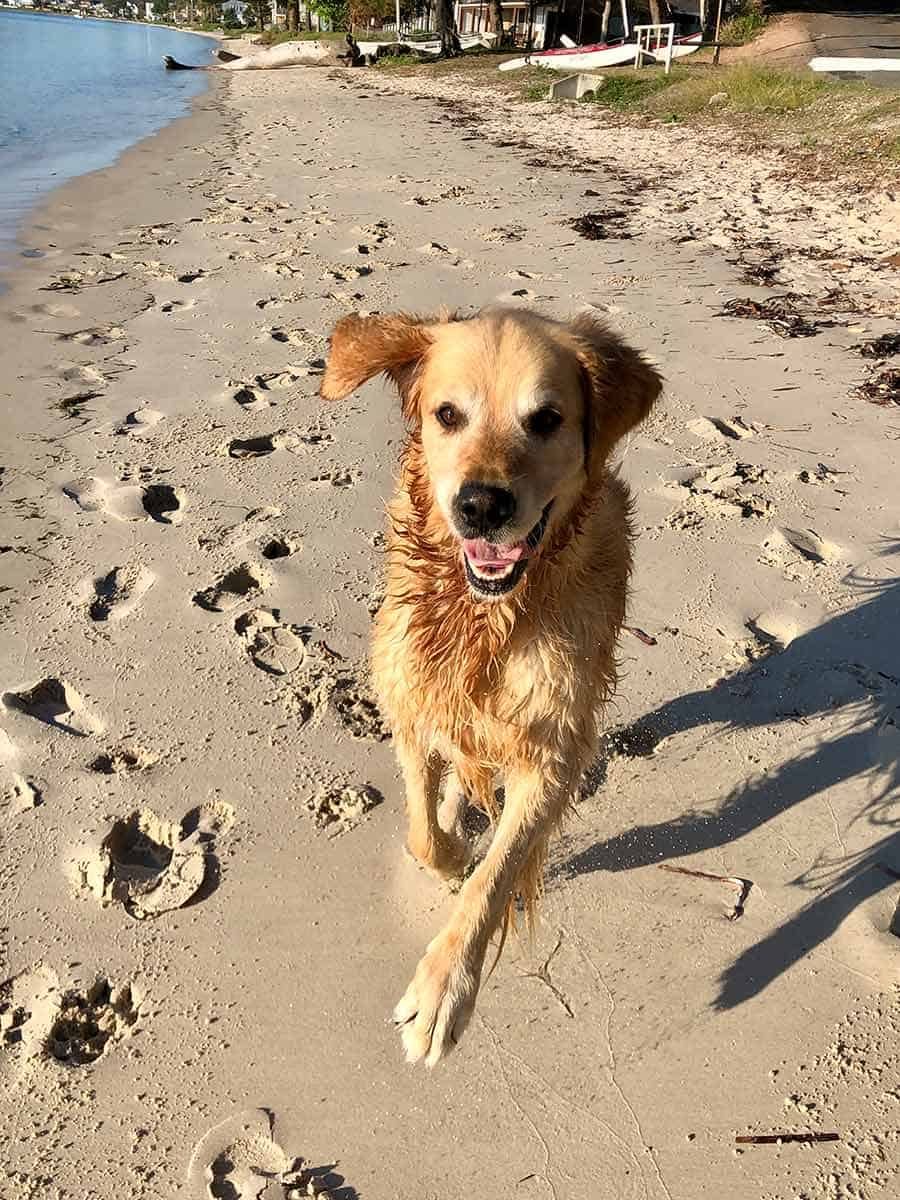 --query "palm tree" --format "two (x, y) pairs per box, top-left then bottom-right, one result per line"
(489, 0), (504, 47)
(436, 0), (461, 56)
